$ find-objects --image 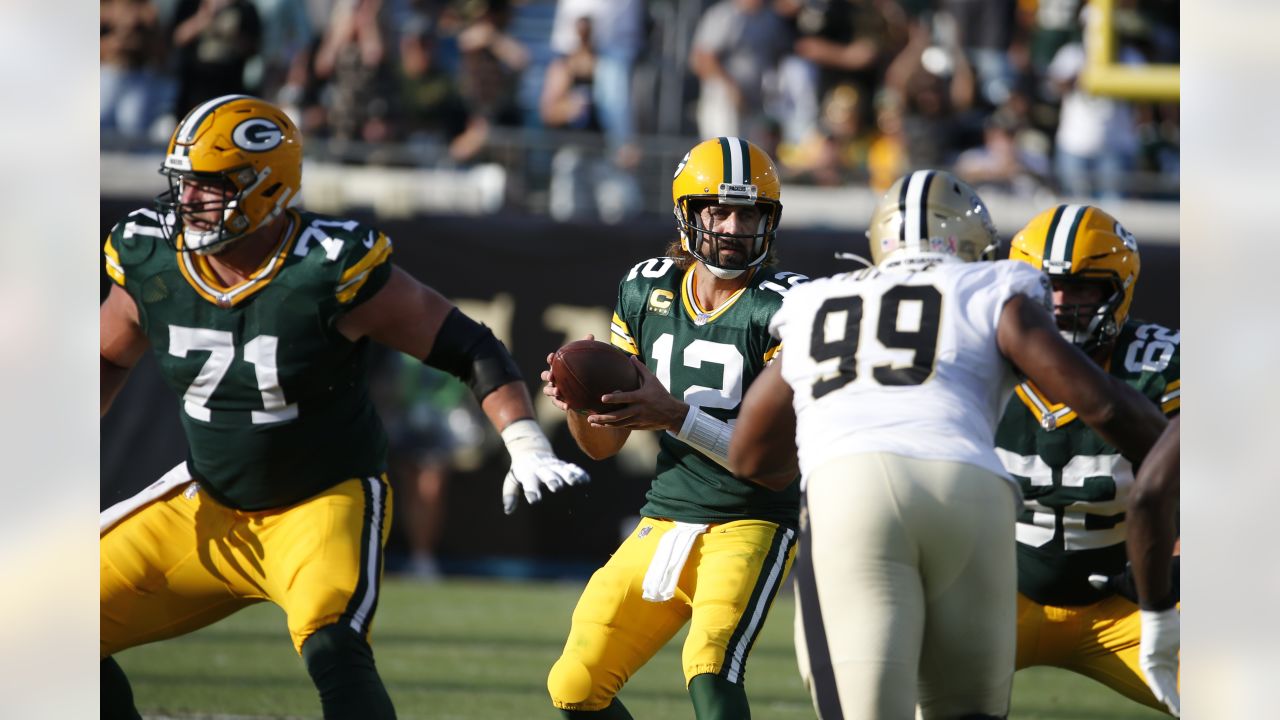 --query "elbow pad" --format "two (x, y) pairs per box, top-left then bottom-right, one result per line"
(424, 308), (523, 401)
